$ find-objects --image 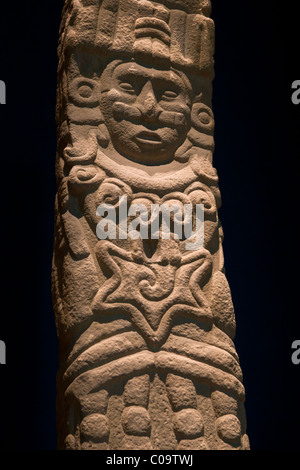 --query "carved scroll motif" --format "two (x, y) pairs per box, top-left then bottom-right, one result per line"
(53, 0), (250, 450)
